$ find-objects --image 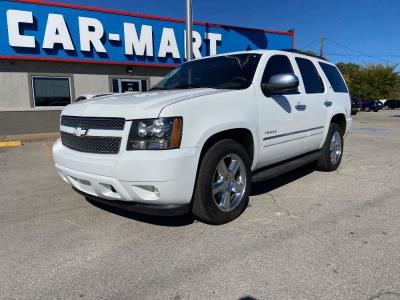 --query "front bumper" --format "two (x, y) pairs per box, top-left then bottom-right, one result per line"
(74, 187), (190, 216)
(53, 139), (199, 206)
